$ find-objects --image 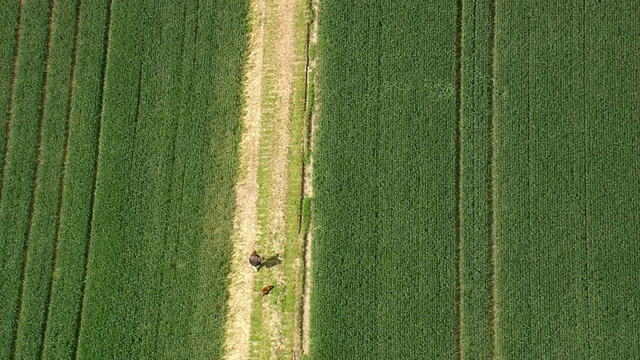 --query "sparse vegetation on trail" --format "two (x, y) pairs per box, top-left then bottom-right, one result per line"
(223, 0), (313, 358)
